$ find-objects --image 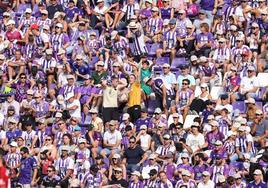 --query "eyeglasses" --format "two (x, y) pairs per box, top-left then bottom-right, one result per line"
(41, 13), (47, 16)
(178, 13), (183, 15)
(231, 70), (237, 72)
(58, 122), (64, 125)
(129, 141), (135, 143)
(17, 139), (23, 141)
(182, 83), (189, 85)
(20, 77), (26, 79)
(247, 70), (253, 73)
(163, 67), (169, 69)
(219, 42), (224, 44)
